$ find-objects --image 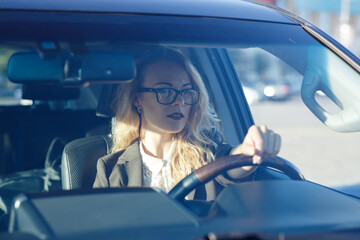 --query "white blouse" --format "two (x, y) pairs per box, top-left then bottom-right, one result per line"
(139, 142), (175, 193)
